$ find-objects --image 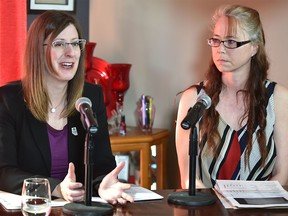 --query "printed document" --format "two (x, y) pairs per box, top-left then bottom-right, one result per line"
(214, 180), (288, 208)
